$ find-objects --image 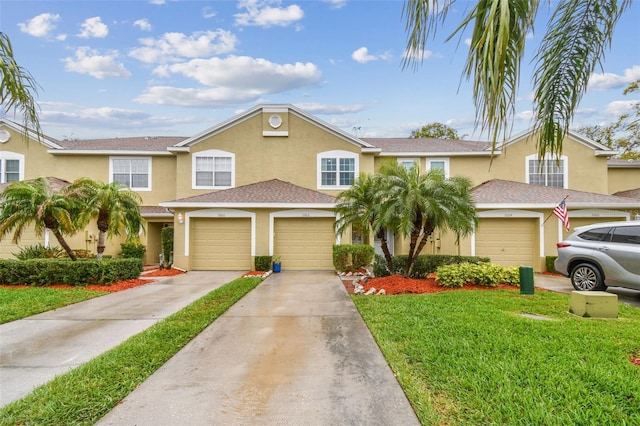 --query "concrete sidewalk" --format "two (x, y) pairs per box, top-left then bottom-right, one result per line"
(96, 271), (420, 426)
(0, 271), (241, 407)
